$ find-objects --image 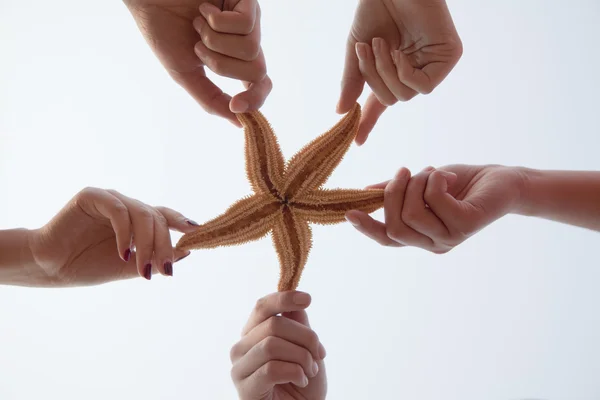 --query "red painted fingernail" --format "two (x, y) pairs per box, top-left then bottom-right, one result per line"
(175, 252), (191, 263)
(164, 262), (173, 277)
(143, 264), (152, 280)
(187, 219), (200, 227)
(123, 249), (131, 262)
